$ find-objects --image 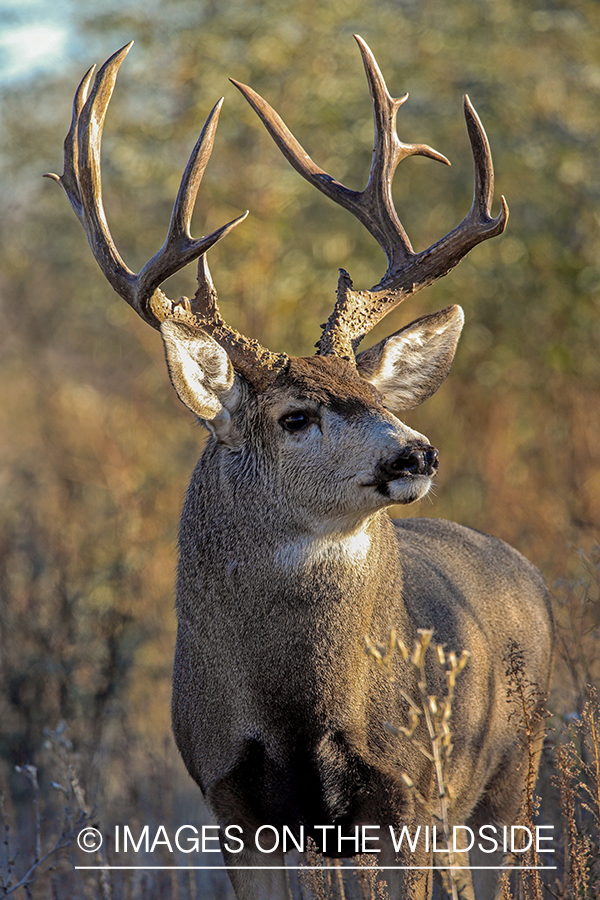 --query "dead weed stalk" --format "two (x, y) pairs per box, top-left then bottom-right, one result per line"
(365, 627), (469, 900)
(0, 723), (99, 899)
